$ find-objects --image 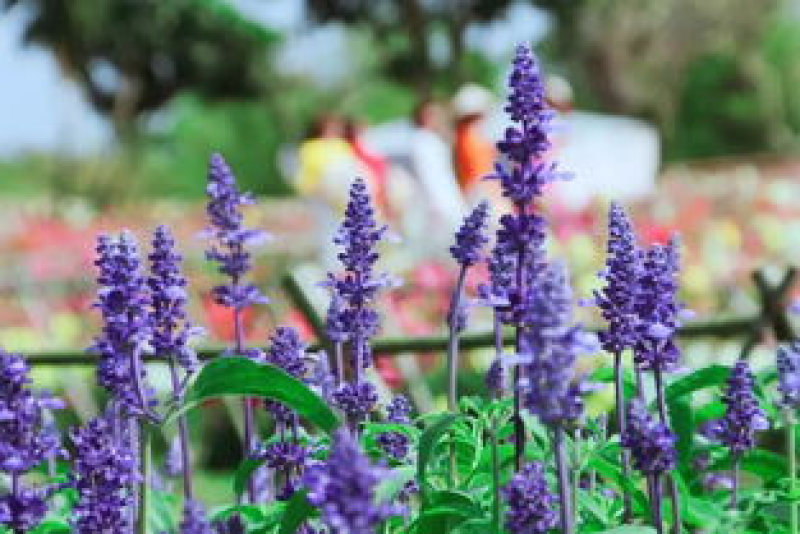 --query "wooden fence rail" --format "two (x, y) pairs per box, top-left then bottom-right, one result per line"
(20, 267), (797, 366)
